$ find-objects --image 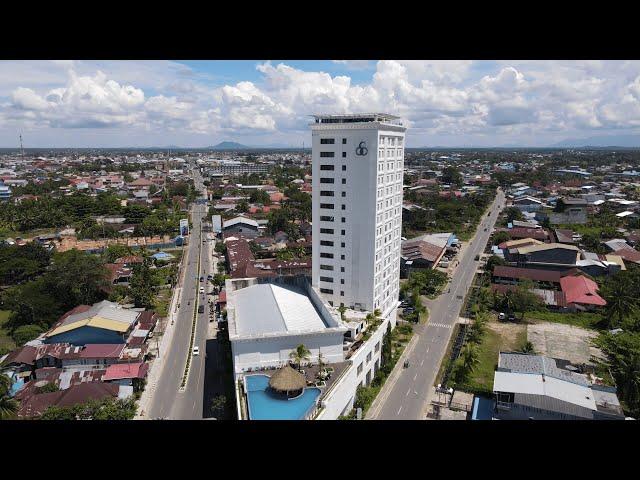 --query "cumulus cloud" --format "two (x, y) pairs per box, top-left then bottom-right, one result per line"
(4, 60), (640, 146)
